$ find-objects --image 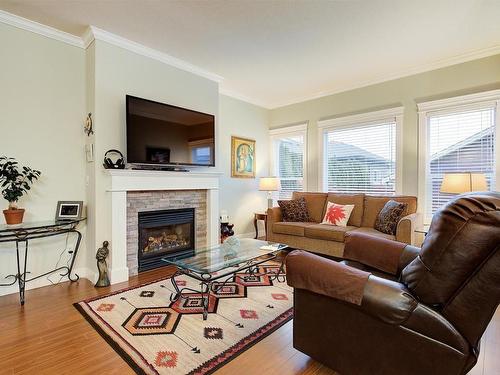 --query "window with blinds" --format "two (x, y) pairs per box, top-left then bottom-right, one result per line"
(426, 106), (496, 218)
(272, 133), (305, 199)
(323, 121), (396, 195)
